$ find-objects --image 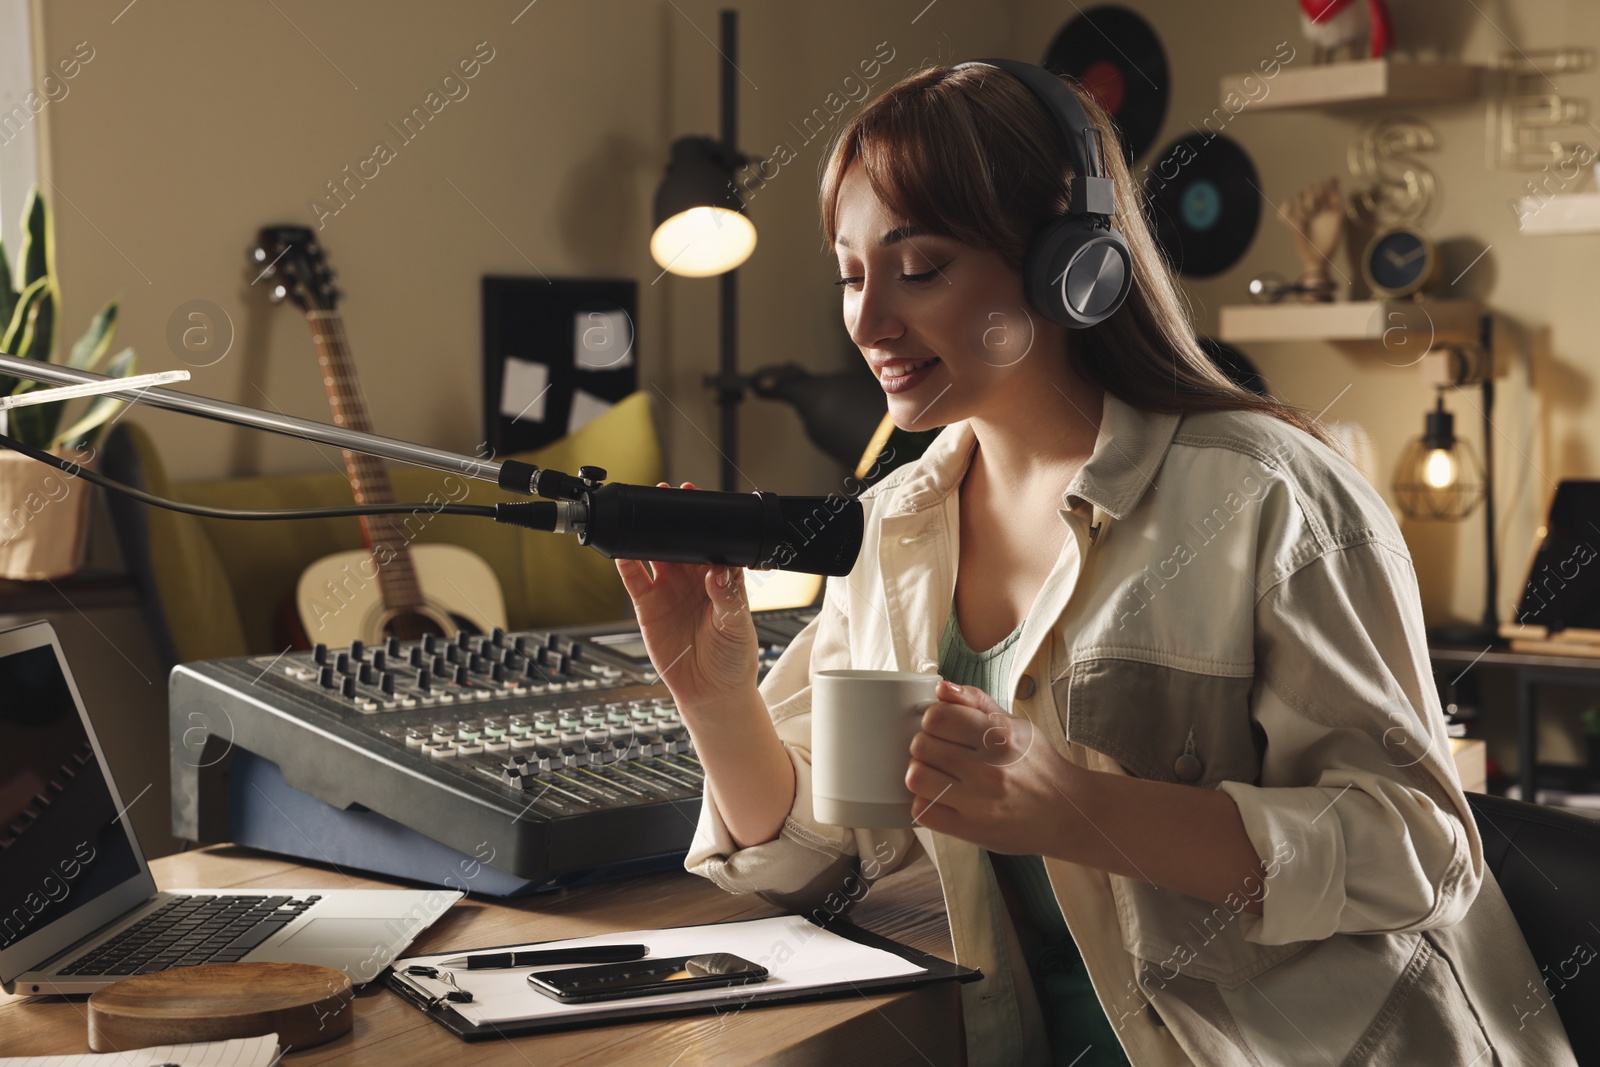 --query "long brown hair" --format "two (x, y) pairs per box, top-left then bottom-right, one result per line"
(819, 63), (1335, 448)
